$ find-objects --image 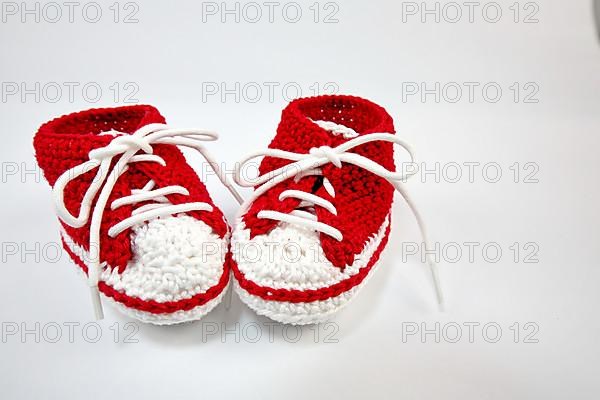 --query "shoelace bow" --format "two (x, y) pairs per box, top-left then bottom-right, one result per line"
(234, 131), (444, 308)
(53, 123), (243, 319)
